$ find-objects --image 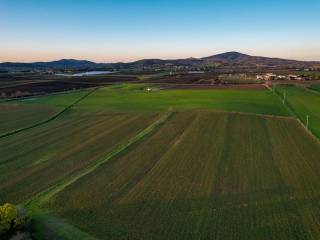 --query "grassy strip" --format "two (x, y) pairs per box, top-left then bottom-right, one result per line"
(272, 85), (320, 143)
(299, 84), (320, 95)
(30, 211), (98, 240)
(273, 86), (299, 118)
(0, 88), (97, 139)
